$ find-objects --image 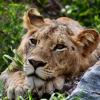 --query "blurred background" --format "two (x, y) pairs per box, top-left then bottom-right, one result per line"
(0, 0), (100, 72)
